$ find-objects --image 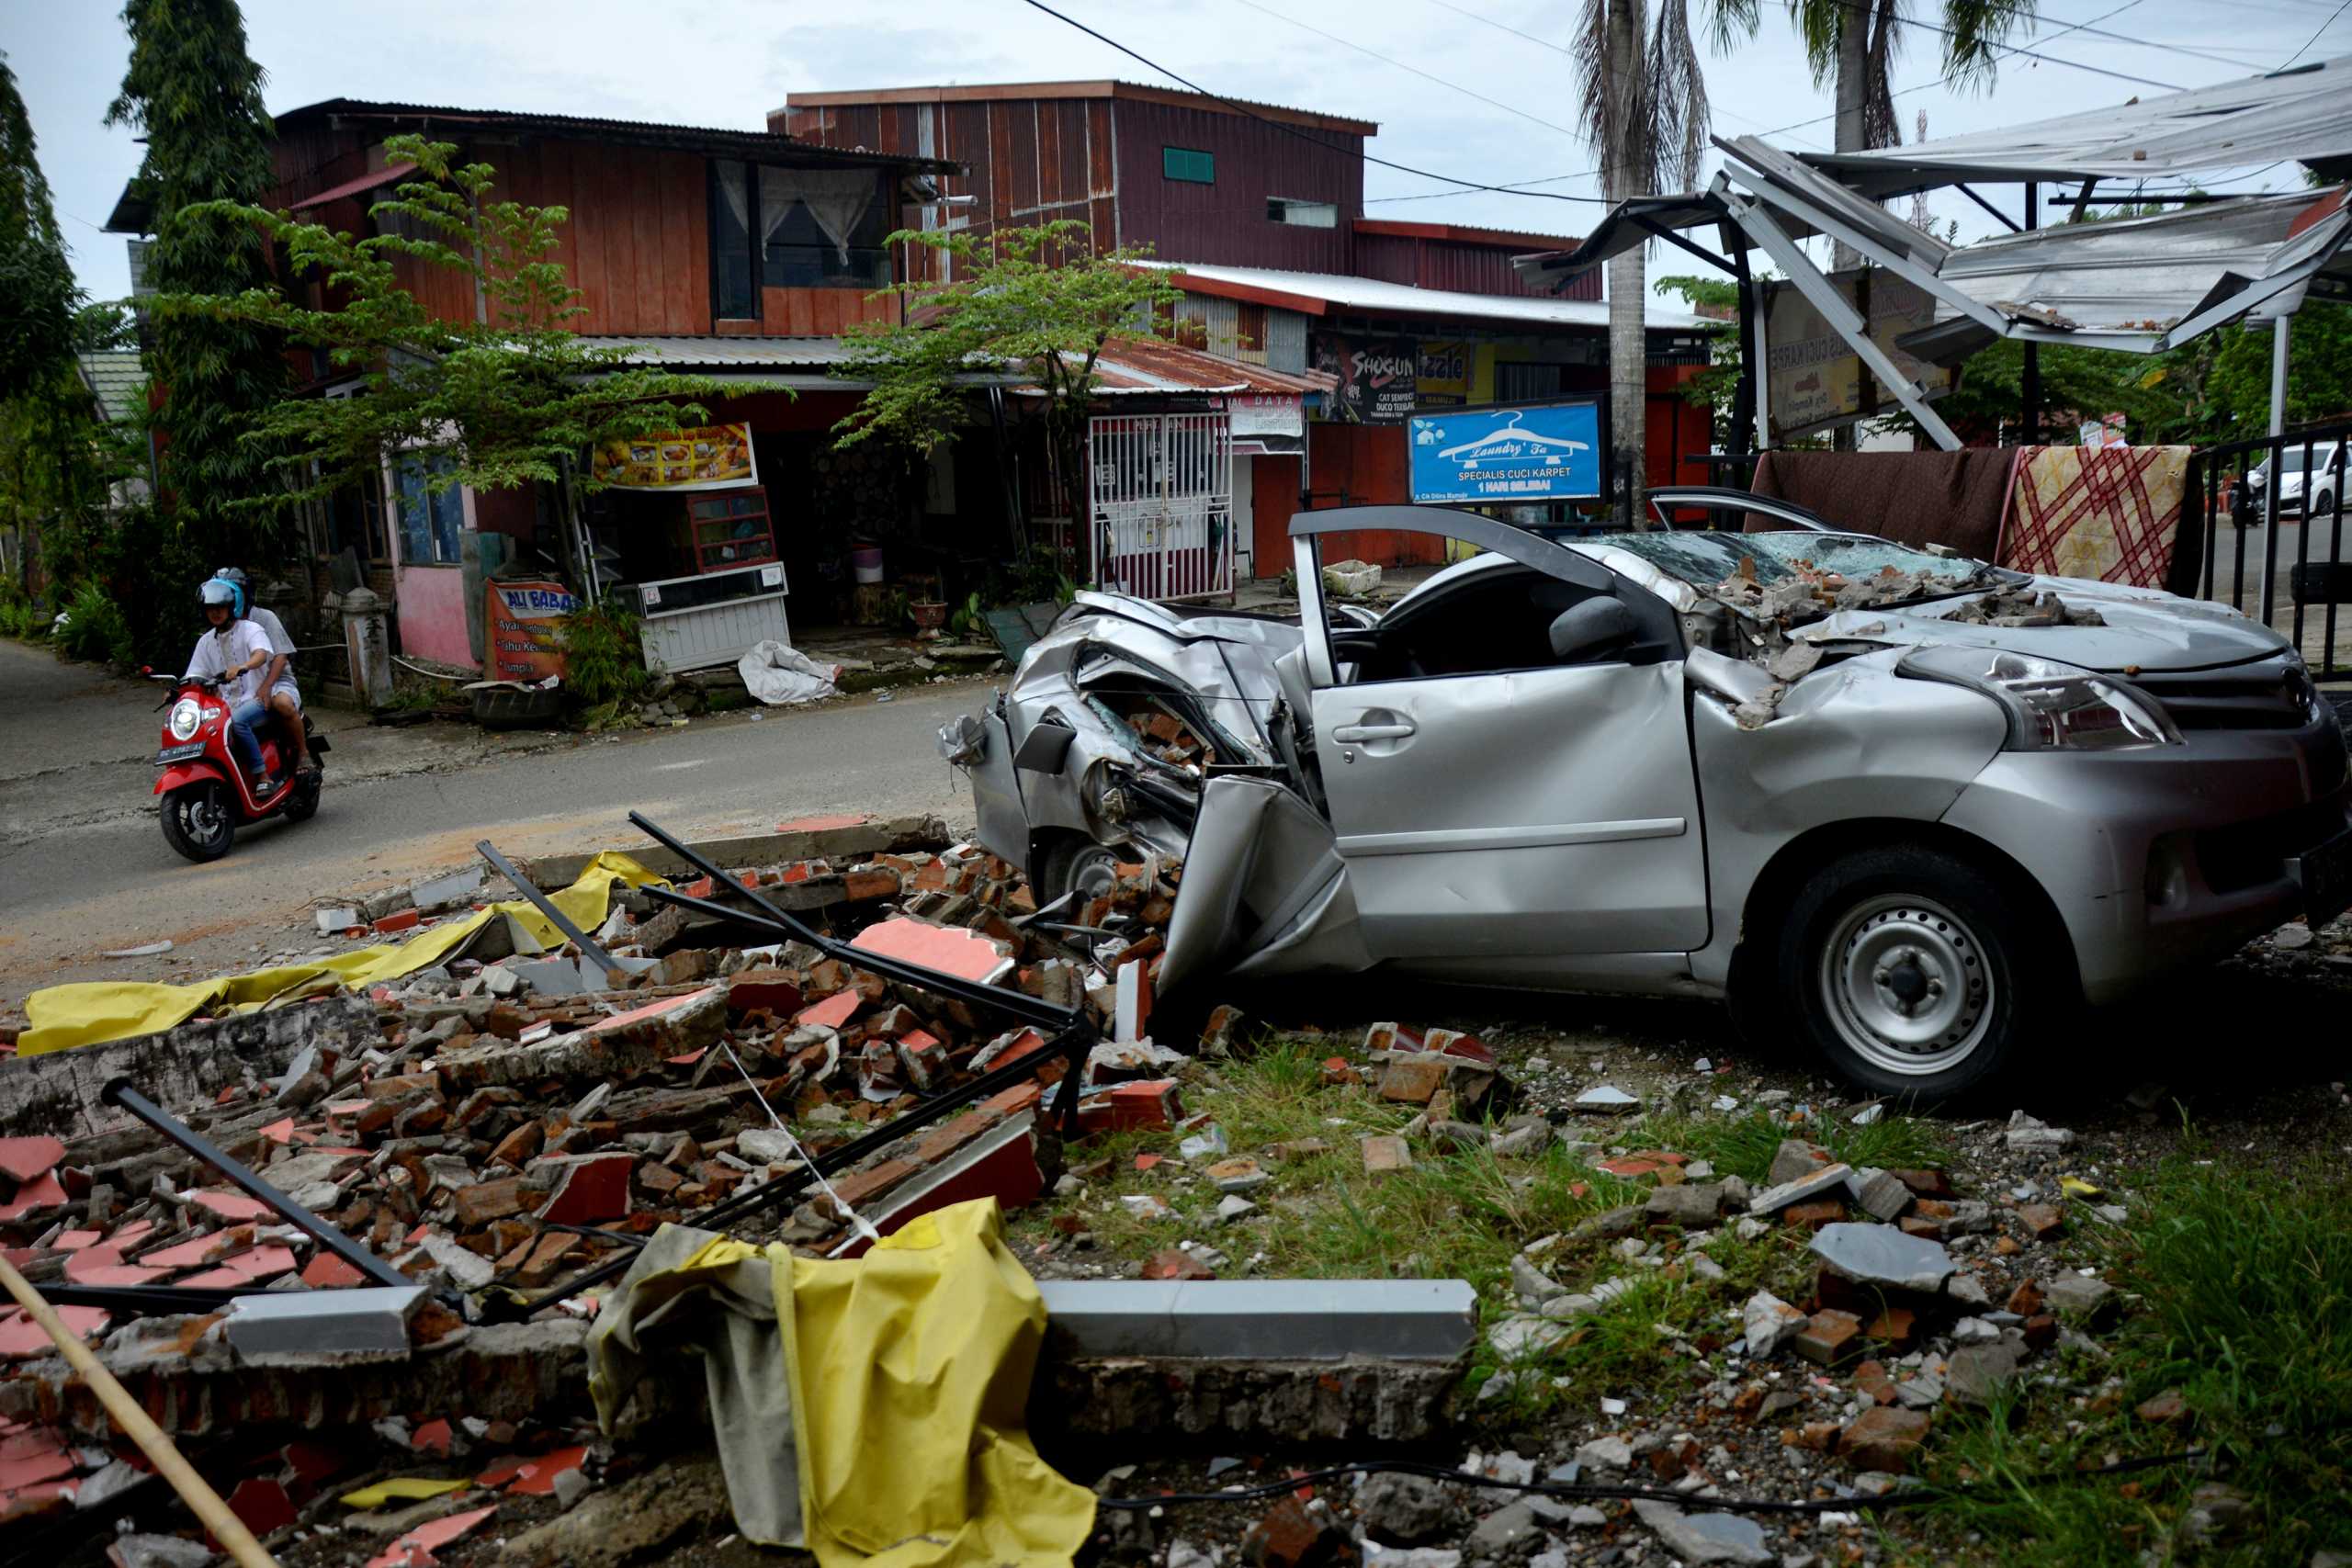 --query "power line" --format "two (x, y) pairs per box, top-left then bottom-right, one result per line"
(2278, 0), (2352, 66)
(1012, 0), (1614, 202)
(1224, 0), (1582, 141)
